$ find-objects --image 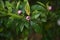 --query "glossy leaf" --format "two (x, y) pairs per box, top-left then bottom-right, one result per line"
(16, 1), (20, 10)
(31, 5), (45, 11)
(37, 1), (45, 7)
(25, 1), (30, 15)
(31, 10), (40, 19)
(31, 21), (42, 33)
